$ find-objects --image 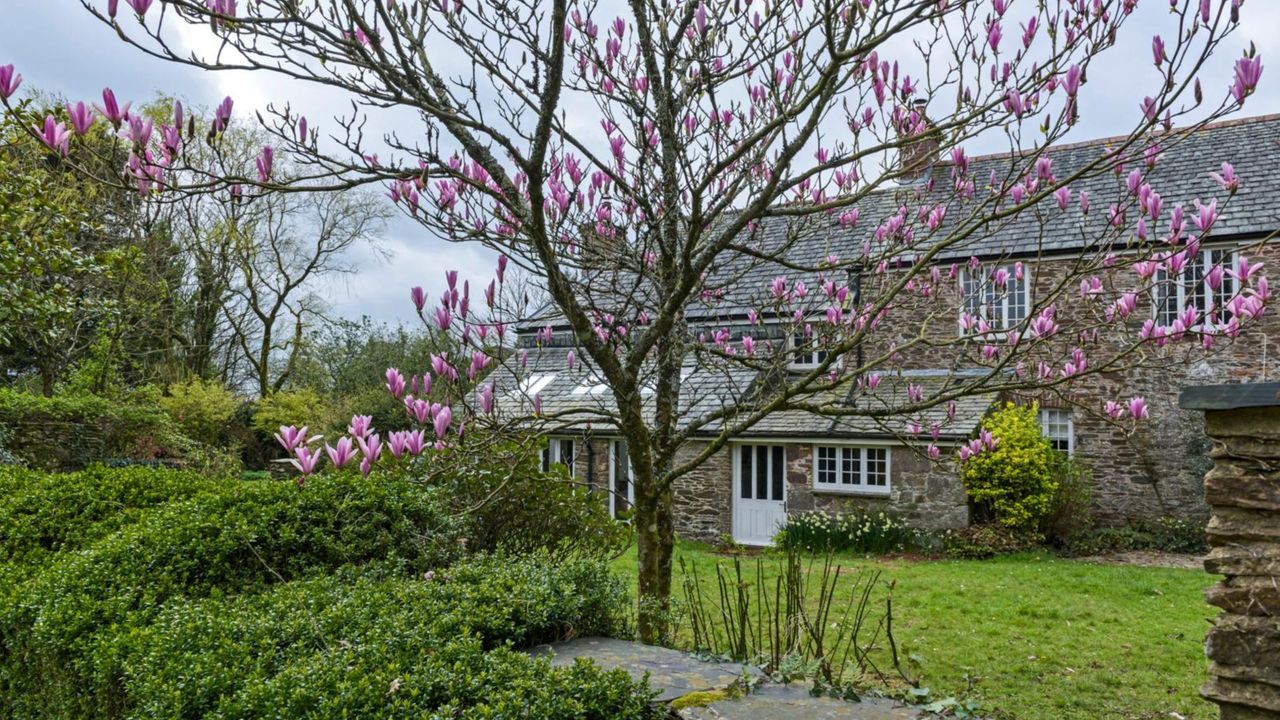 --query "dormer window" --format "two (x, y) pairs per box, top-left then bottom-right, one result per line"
(960, 264), (1030, 335)
(788, 329), (828, 370)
